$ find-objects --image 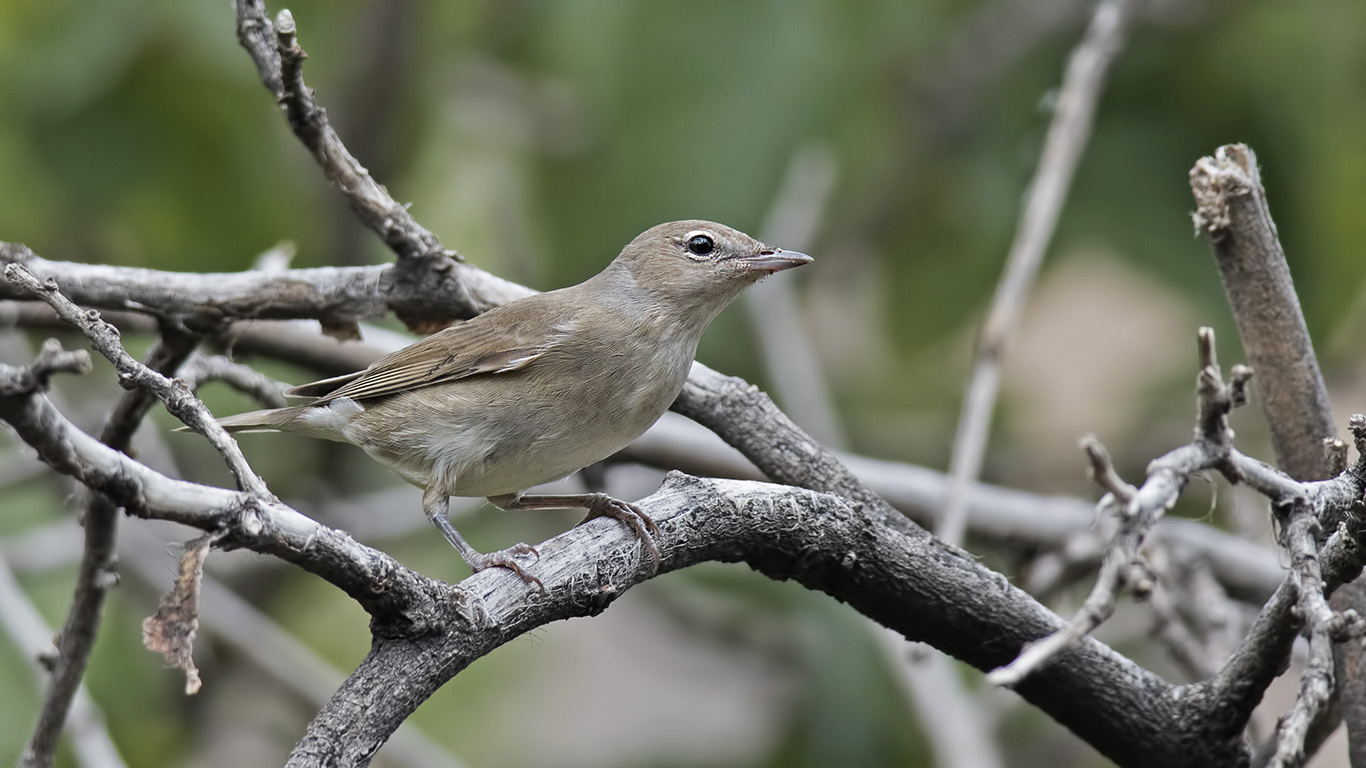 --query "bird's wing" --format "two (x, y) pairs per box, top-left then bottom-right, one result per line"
(294, 299), (572, 404)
